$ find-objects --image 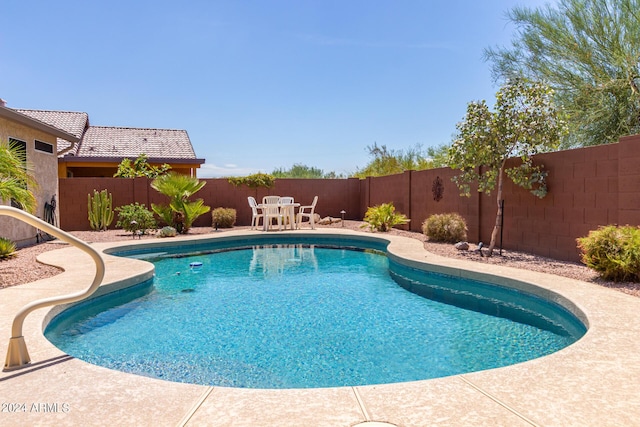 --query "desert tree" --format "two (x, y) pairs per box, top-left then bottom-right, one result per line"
(449, 79), (567, 255)
(353, 143), (436, 178)
(485, 0), (640, 148)
(272, 163), (343, 179)
(113, 153), (171, 178)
